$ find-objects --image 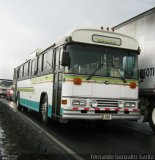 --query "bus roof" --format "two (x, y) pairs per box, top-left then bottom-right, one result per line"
(26, 27), (140, 62)
(15, 28), (140, 69)
(41, 28), (139, 52)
